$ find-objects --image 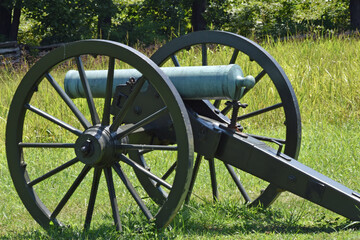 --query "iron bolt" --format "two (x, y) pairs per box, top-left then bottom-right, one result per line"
(288, 175), (297, 183)
(80, 139), (92, 156)
(134, 106), (142, 115)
